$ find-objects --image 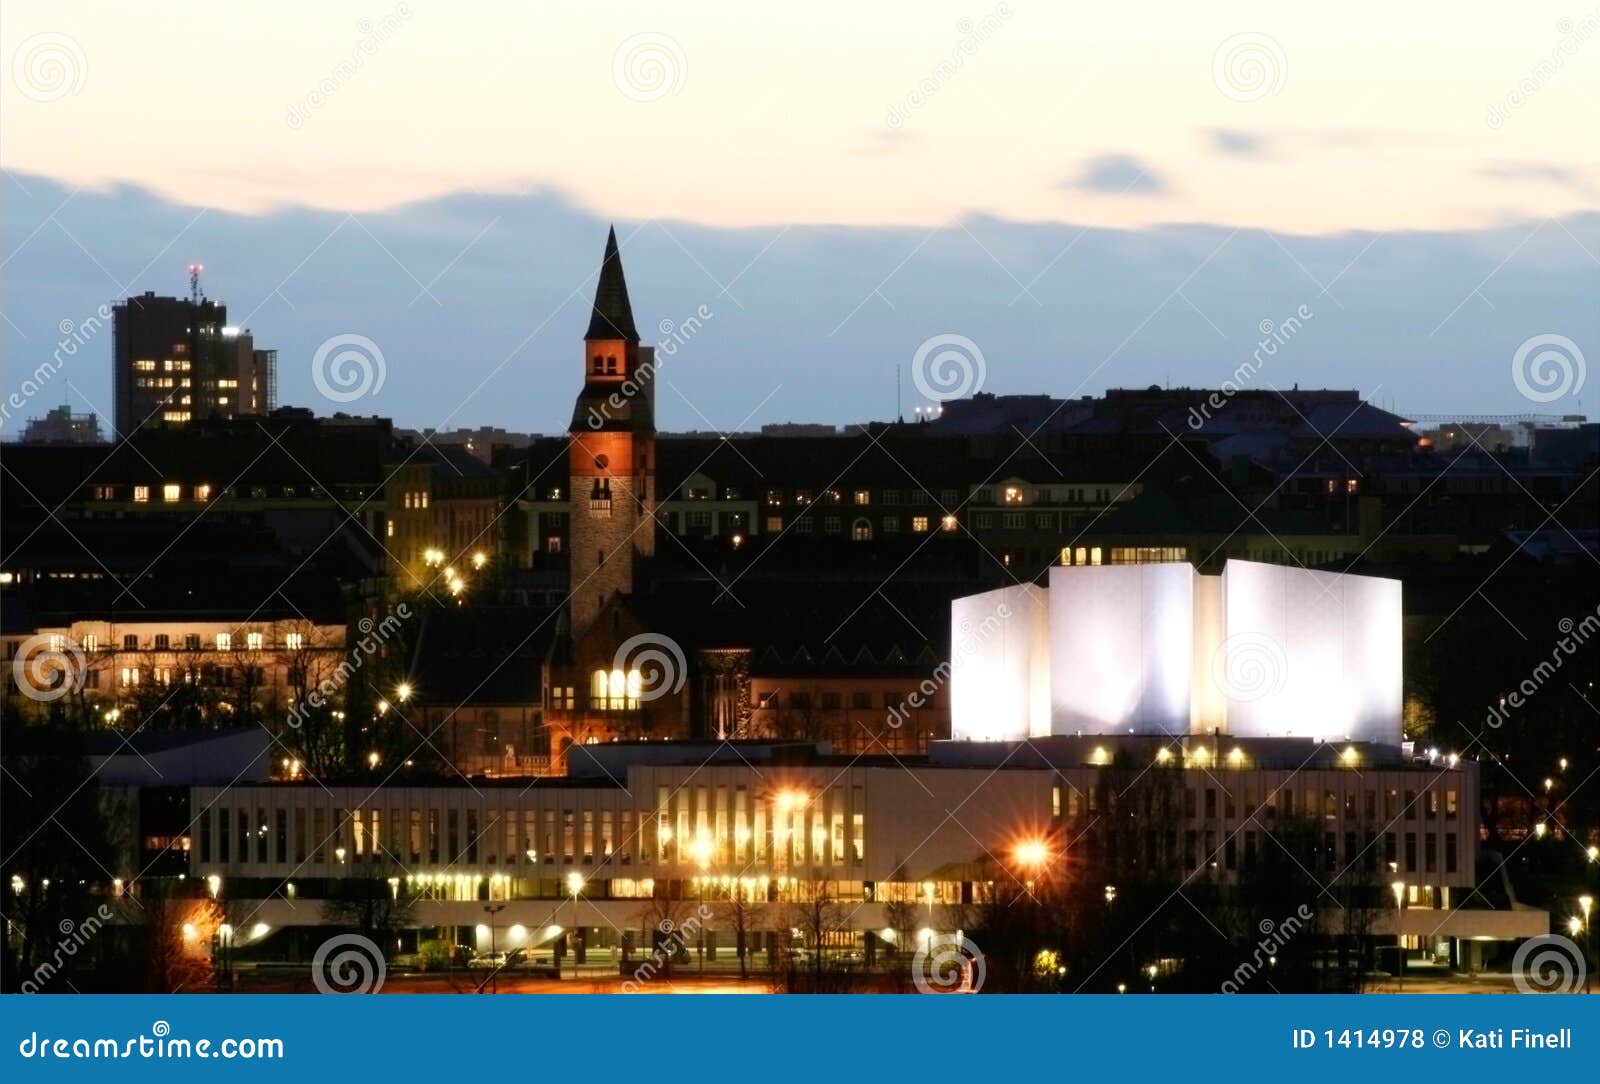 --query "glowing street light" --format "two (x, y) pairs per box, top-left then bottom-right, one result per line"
(1014, 838), (1050, 868)
(471, 551), (488, 570)
(367, 751), (380, 769)
(207, 874), (221, 899)
(689, 833), (714, 871)
(1391, 880), (1406, 991)
(395, 682), (412, 704)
